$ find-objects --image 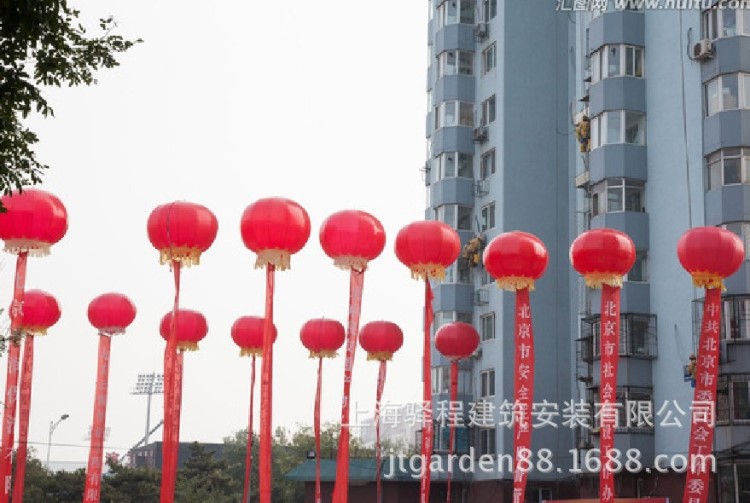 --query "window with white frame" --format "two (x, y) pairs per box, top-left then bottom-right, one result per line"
(703, 6), (750, 39)
(433, 311), (472, 334)
(480, 313), (495, 341)
(481, 95), (496, 125)
(481, 202), (495, 231)
(482, 43), (496, 74)
(431, 366), (451, 394)
(722, 222), (750, 260)
(707, 148), (750, 190)
(482, 0), (497, 22)
(434, 152), (473, 180)
(478, 428), (496, 455)
(590, 110), (646, 148)
(435, 204), (473, 230)
(590, 178), (645, 216)
(626, 250), (648, 283)
(590, 44), (644, 83)
(437, 0), (475, 27)
(480, 369), (495, 398)
(434, 101), (475, 129)
(480, 149), (495, 179)
(437, 50), (474, 78)
(705, 73), (750, 116)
